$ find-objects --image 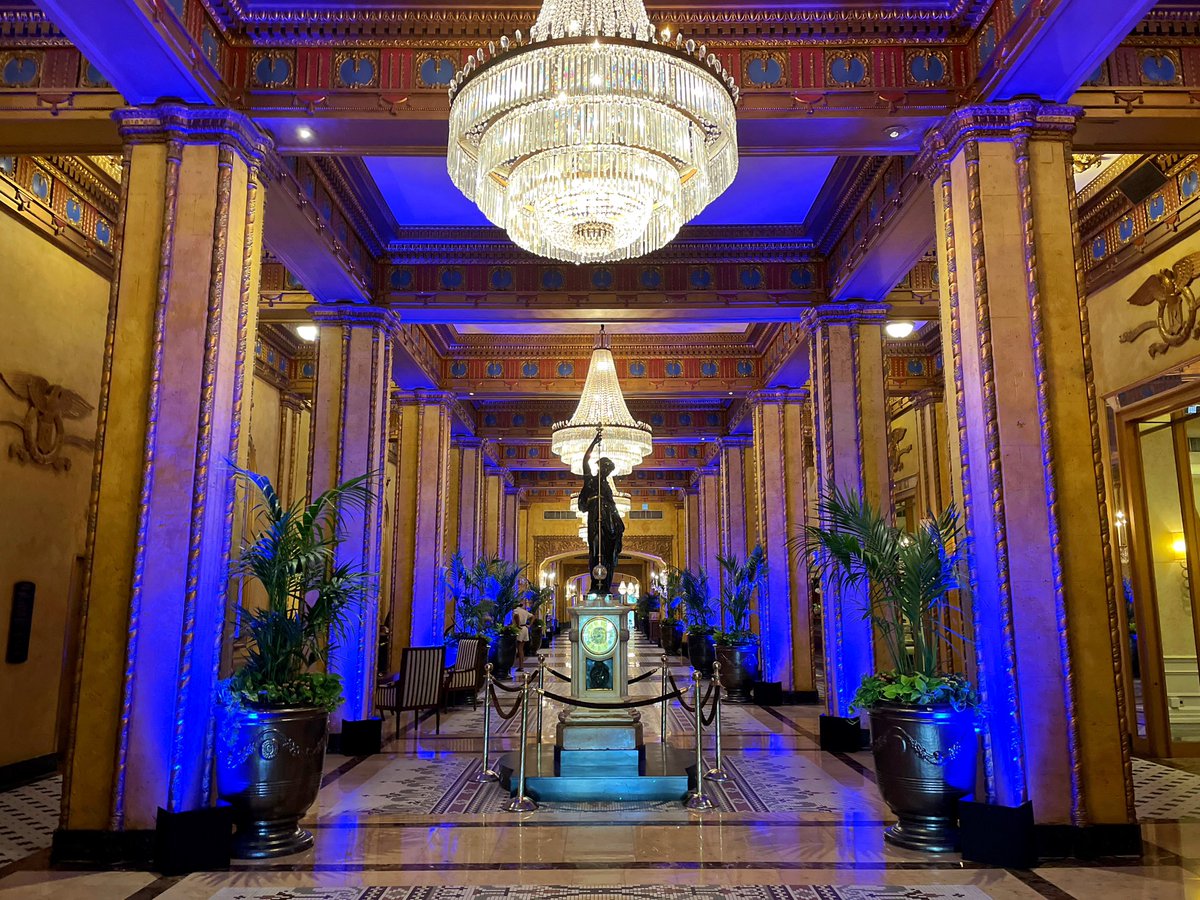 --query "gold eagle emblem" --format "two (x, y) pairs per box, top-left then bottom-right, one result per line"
(0, 372), (95, 471)
(1119, 253), (1200, 357)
